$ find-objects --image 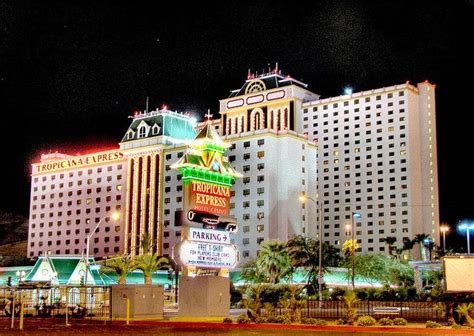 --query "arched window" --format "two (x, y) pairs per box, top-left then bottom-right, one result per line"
(138, 126), (147, 138)
(250, 108), (264, 131)
(227, 118), (232, 135)
(276, 109), (281, 131)
(241, 116), (245, 133)
(283, 108), (288, 130)
(127, 130), (134, 140)
(269, 110), (274, 130)
(234, 118), (238, 134)
(254, 113), (261, 130)
(152, 124), (160, 135)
